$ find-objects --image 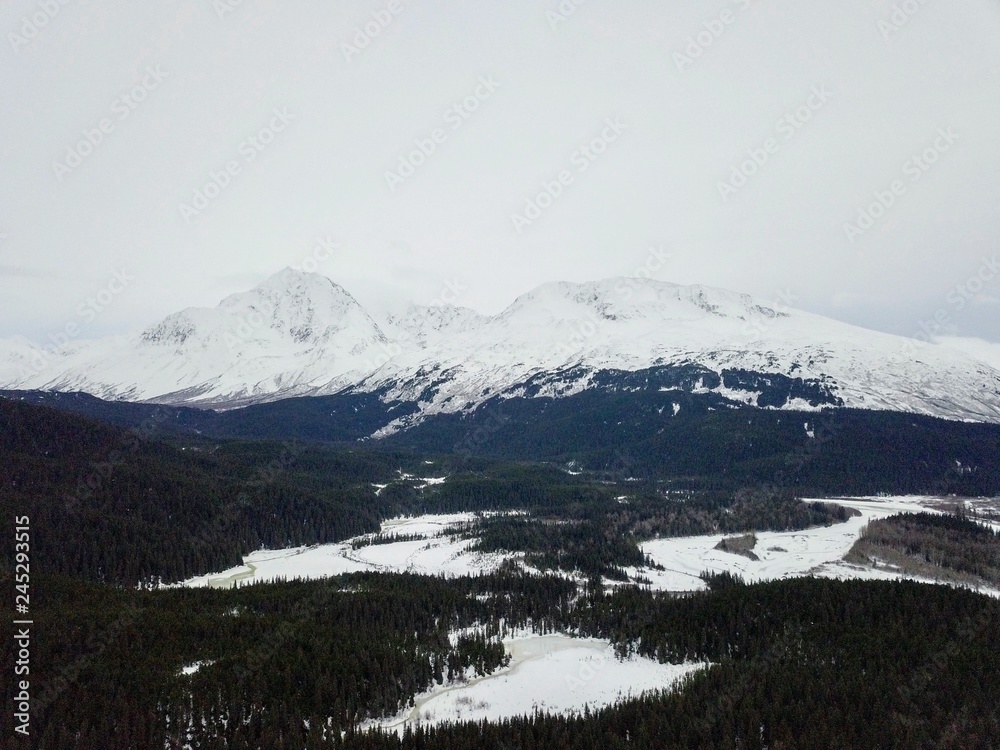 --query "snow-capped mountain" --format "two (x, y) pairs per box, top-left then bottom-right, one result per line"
(4, 269), (390, 406)
(3, 270), (1000, 426)
(381, 303), (490, 350)
(359, 278), (1000, 431)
